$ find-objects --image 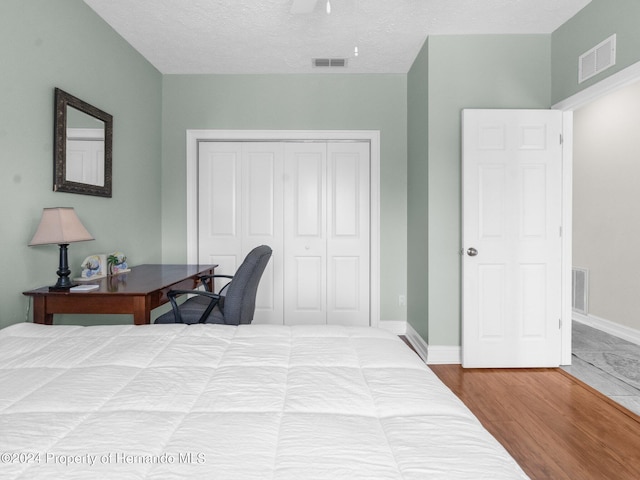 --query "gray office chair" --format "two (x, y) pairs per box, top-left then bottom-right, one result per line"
(155, 245), (272, 325)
